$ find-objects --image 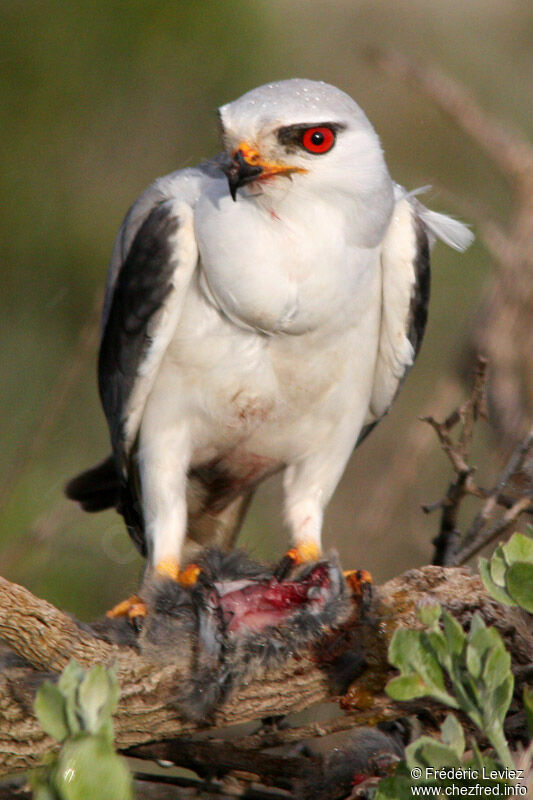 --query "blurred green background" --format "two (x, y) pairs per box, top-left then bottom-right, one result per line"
(1, 0), (531, 620)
